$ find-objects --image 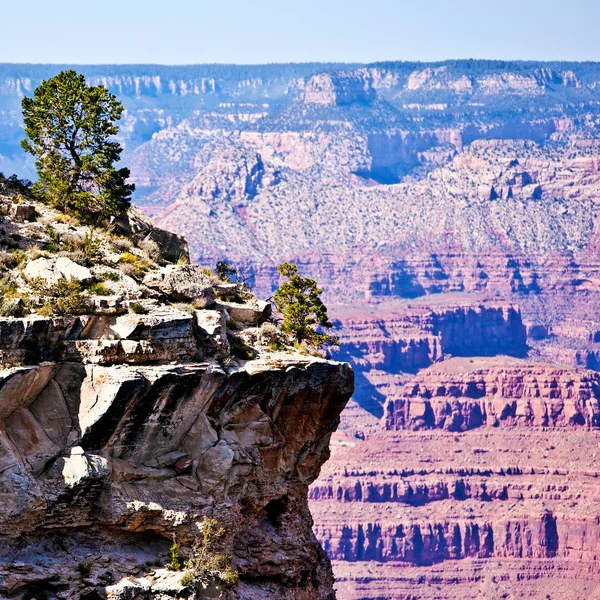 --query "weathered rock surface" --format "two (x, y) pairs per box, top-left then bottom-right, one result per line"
(0, 182), (354, 600)
(0, 310), (353, 600)
(24, 256), (93, 285)
(143, 265), (216, 305)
